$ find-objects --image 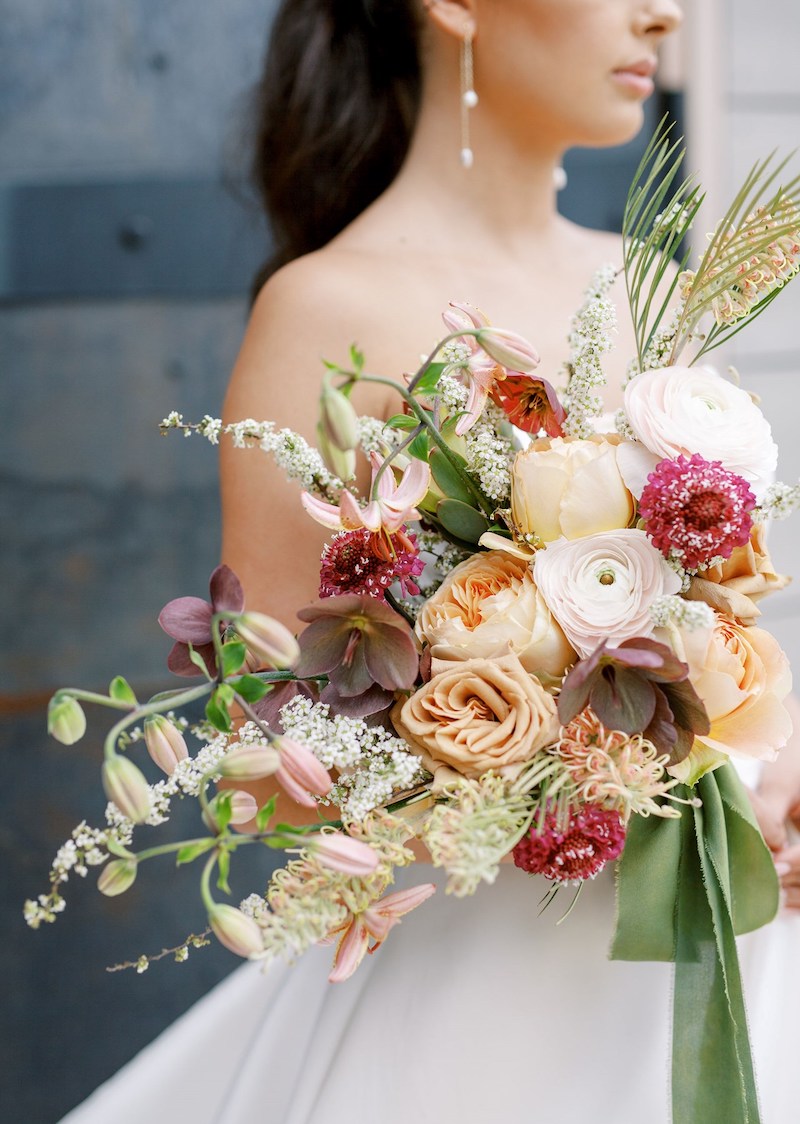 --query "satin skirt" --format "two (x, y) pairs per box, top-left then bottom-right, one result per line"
(59, 861), (800, 1124)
